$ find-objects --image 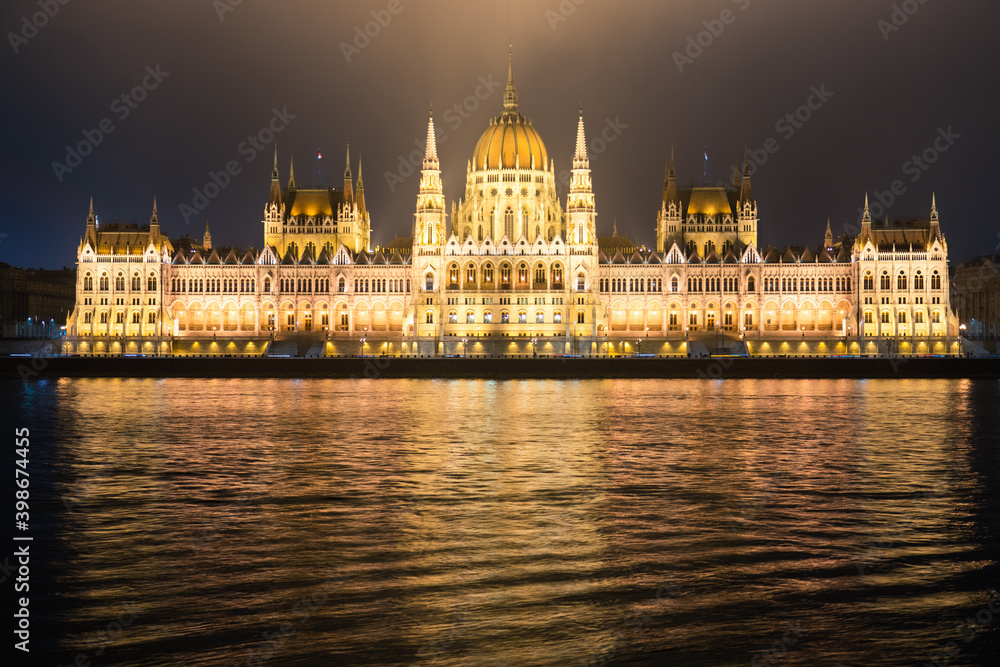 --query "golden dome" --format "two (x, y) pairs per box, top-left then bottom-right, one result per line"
(472, 112), (548, 171)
